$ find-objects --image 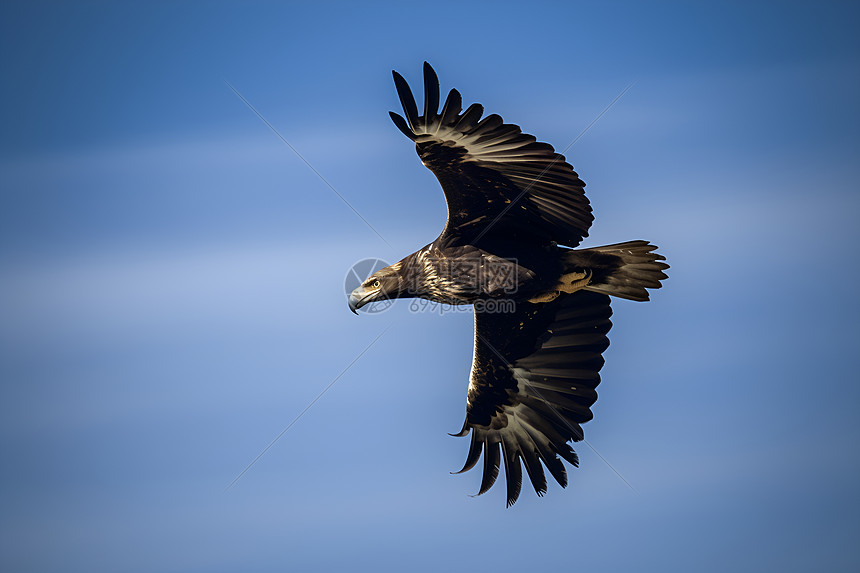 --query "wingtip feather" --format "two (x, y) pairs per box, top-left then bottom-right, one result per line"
(389, 111), (416, 140)
(392, 70), (419, 131)
(476, 440), (501, 496)
(502, 437), (523, 507)
(422, 62), (440, 130)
